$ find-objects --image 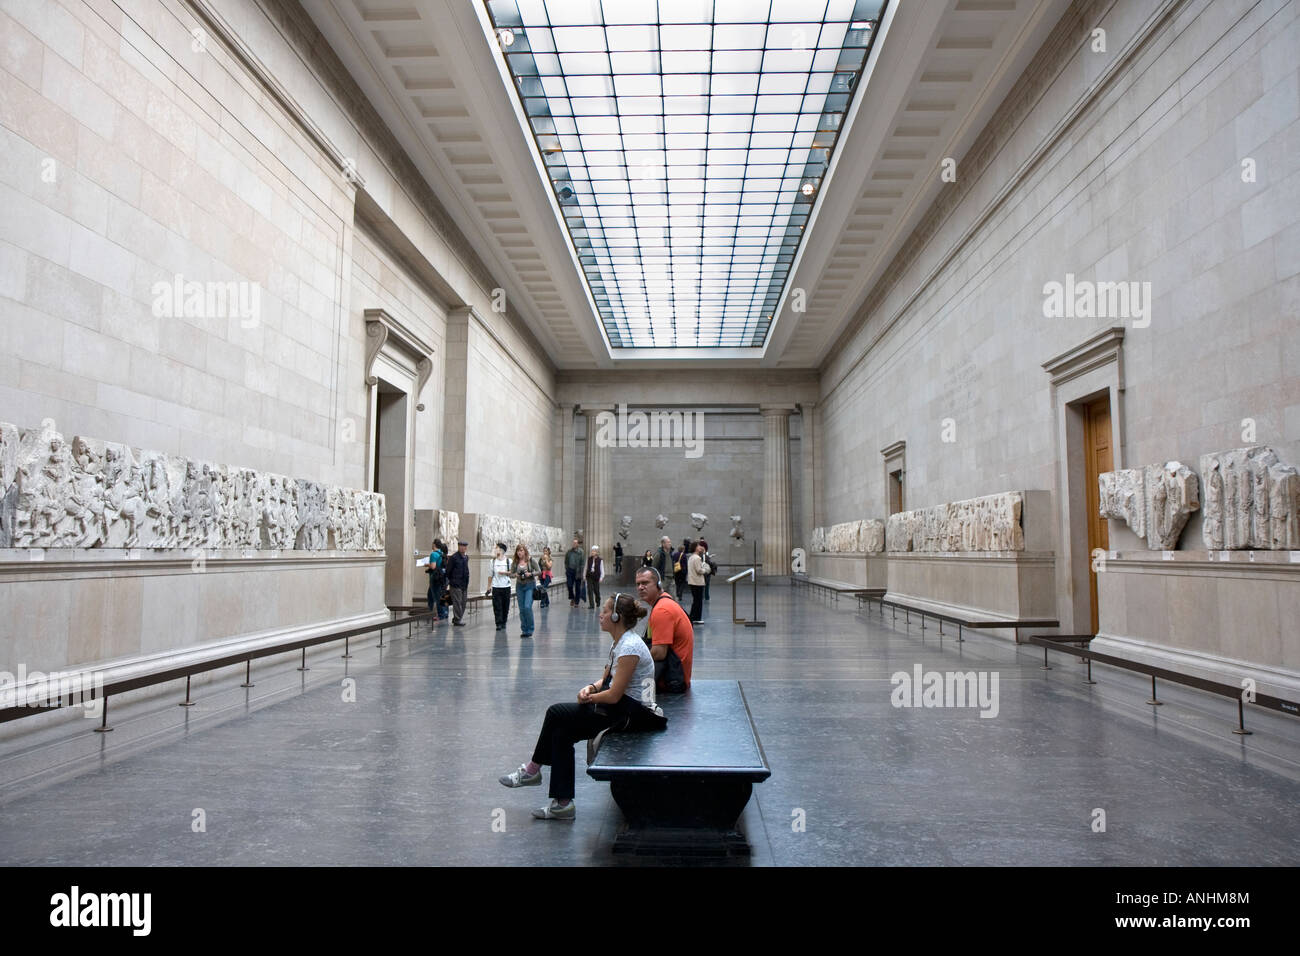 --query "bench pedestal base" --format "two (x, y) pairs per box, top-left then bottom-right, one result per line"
(609, 776), (754, 856)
